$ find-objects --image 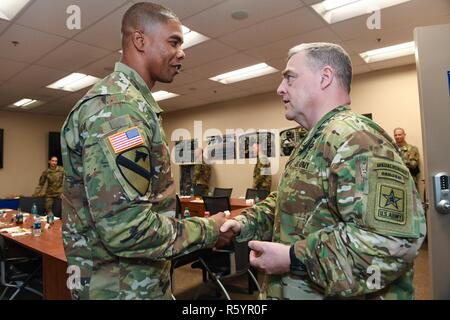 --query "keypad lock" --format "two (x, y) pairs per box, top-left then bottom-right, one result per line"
(434, 173), (450, 214)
